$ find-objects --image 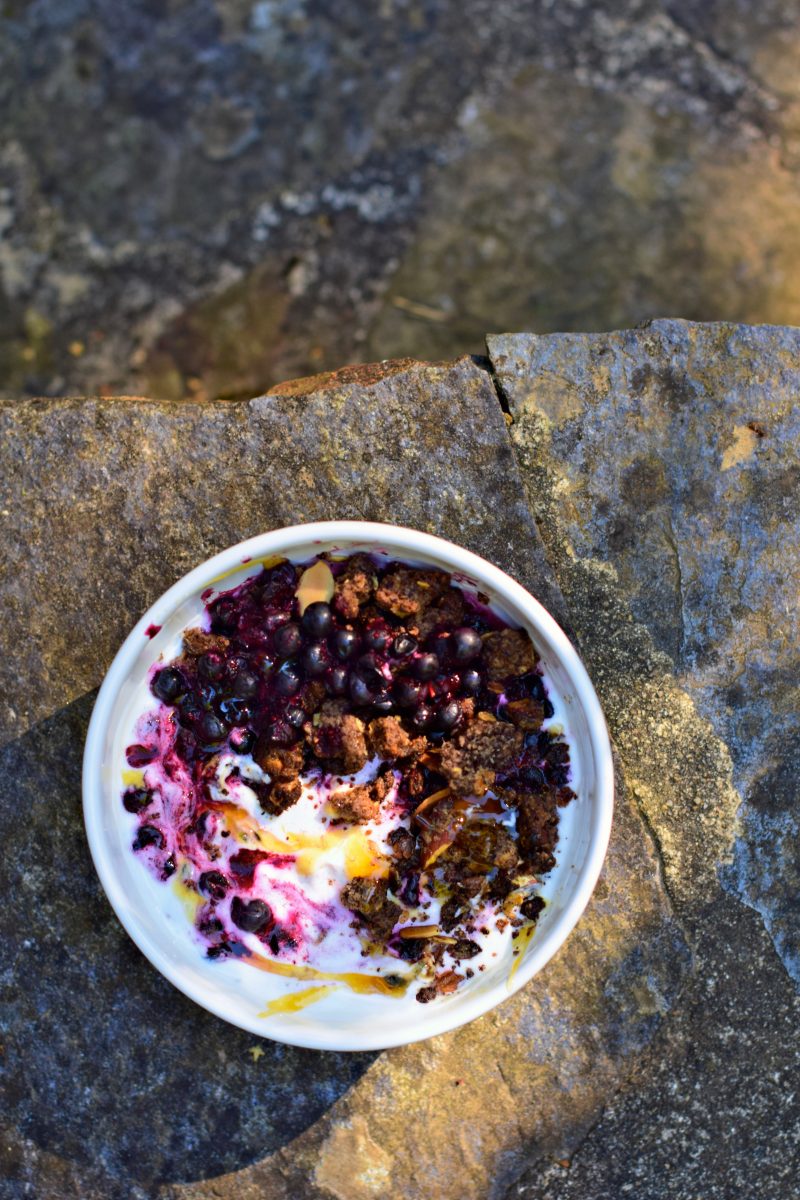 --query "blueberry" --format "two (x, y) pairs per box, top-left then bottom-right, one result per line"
(197, 682), (217, 707)
(355, 652), (385, 691)
(391, 633), (417, 658)
(274, 622), (302, 658)
(263, 718), (294, 745)
(177, 696), (202, 728)
(162, 855), (176, 878)
(230, 728), (255, 755)
(435, 700), (461, 731)
(198, 653), (225, 682)
(151, 667), (184, 703)
(452, 627), (482, 665)
(543, 698), (555, 719)
(371, 693), (394, 715)
(275, 661), (302, 696)
(257, 653), (277, 678)
(286, 705), (306, 728)
(220, 698), (251, 727)
(460, 668), (482, 694)
(332, 628), (359, 660)
(211, 599), (238, 634)
(349, 673), (376, 706)
(412, 653), (439, 681)
(301, 601), (333, 638)
(199, 870), (229, 900)
(231, 896), (273, 934)
(325, 665), (349, 696)
(231, 668), (259, 698)
(396, 938), (425, 962)
(411, 704), (434, 730)
(519, 766), (546, 790)
(133, 824), (164, 851)
(122, 787), (154, 814)
(200, 712), (228, 744)
(302, 642), (330, 677)
(393, 676), (423, 708)
(364, 621), (391, 652)
(432, 632), (451, 662)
